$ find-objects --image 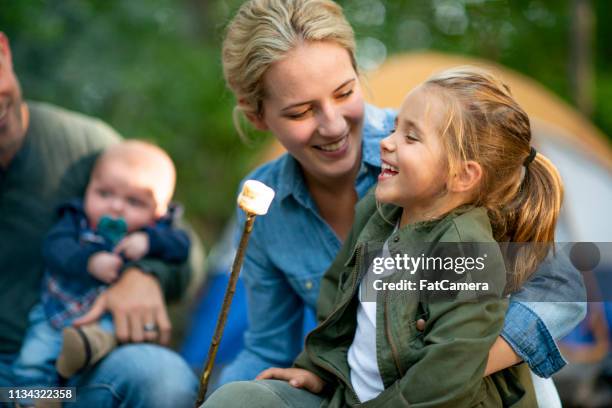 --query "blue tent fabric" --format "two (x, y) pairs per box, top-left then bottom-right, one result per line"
(561, 265), (612, 346)
(180, 273), (248, 369)
(180, 273), (317, 370)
